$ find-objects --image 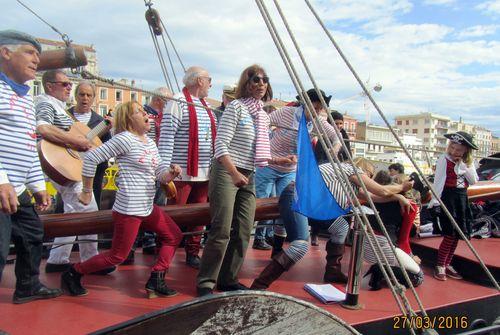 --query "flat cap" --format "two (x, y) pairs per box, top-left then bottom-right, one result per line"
(0, 30), (42, 53)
